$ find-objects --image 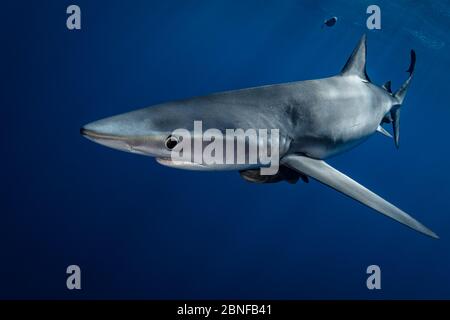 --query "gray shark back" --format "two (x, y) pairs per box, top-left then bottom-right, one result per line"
(147, 74), (393, 159)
